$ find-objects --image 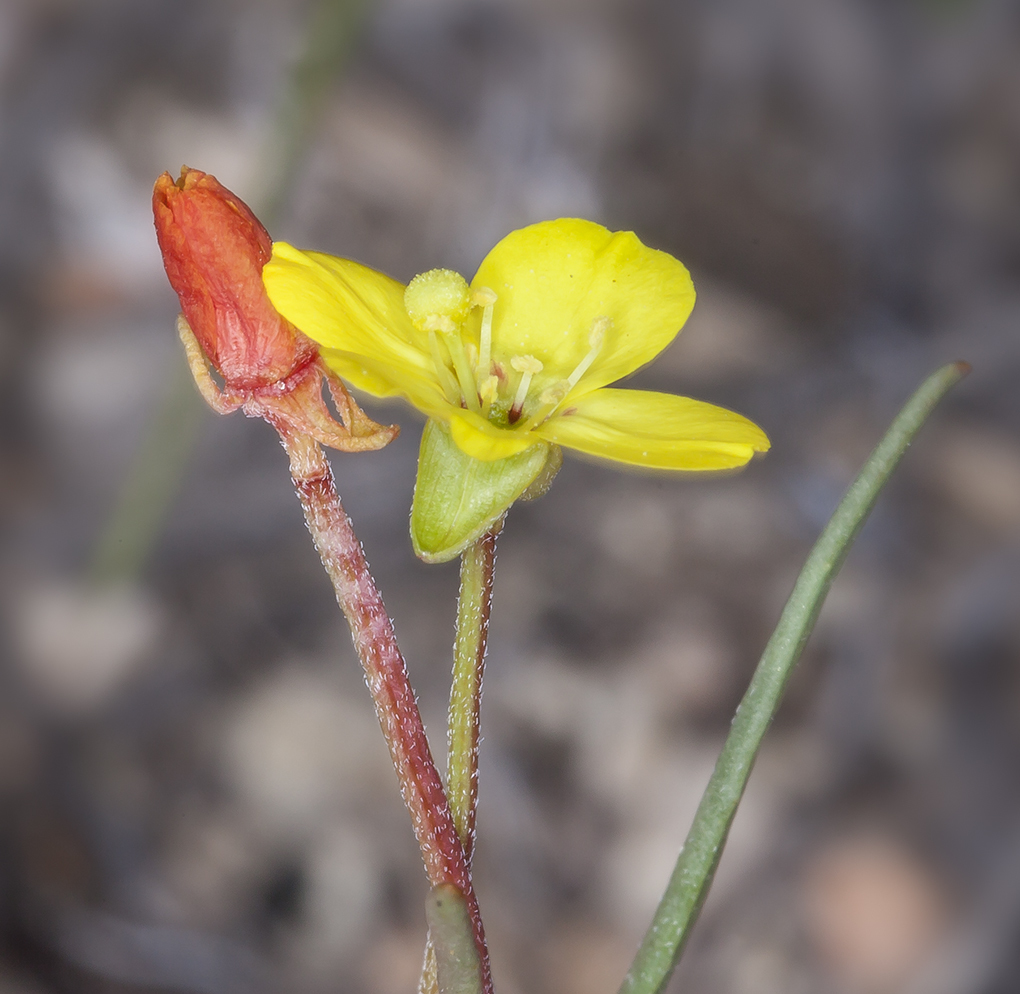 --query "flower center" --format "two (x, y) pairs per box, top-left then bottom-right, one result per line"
(403, 268), (607, 430)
